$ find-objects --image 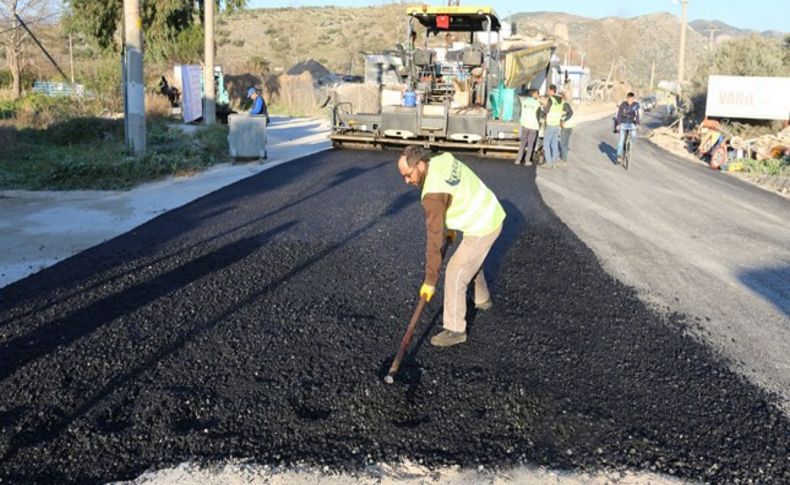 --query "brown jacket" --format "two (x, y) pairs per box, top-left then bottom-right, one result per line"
(422, 192), (451, 286)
